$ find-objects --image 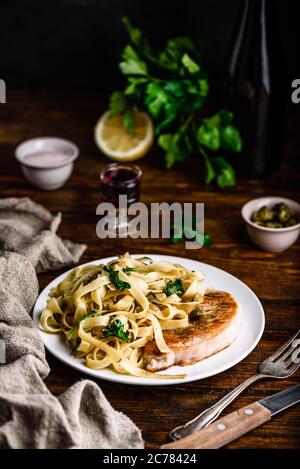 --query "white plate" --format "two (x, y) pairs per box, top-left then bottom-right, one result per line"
(33, 255), (265, 386)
